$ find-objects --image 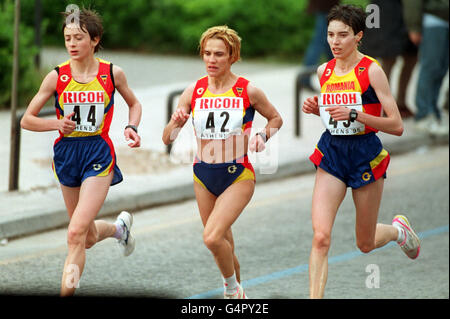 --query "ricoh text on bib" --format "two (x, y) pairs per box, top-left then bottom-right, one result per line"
(63, 91), (105, 132)
(194, 97), (244, 139)
(319, 92), (364, 135)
